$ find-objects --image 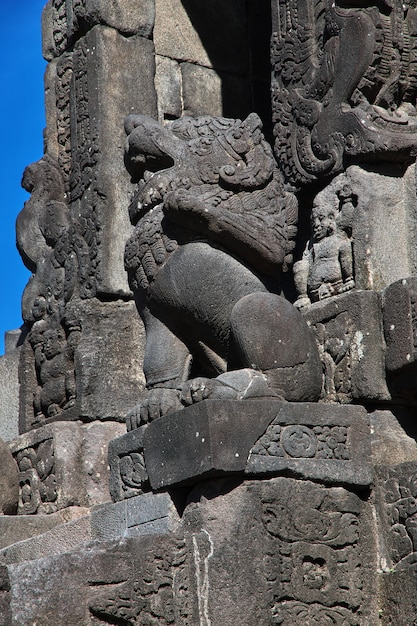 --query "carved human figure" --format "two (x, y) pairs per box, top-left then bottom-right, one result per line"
(123, 113), (322, 429)
(32, 327), (76, 420)
(294, 200), (354, 309)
